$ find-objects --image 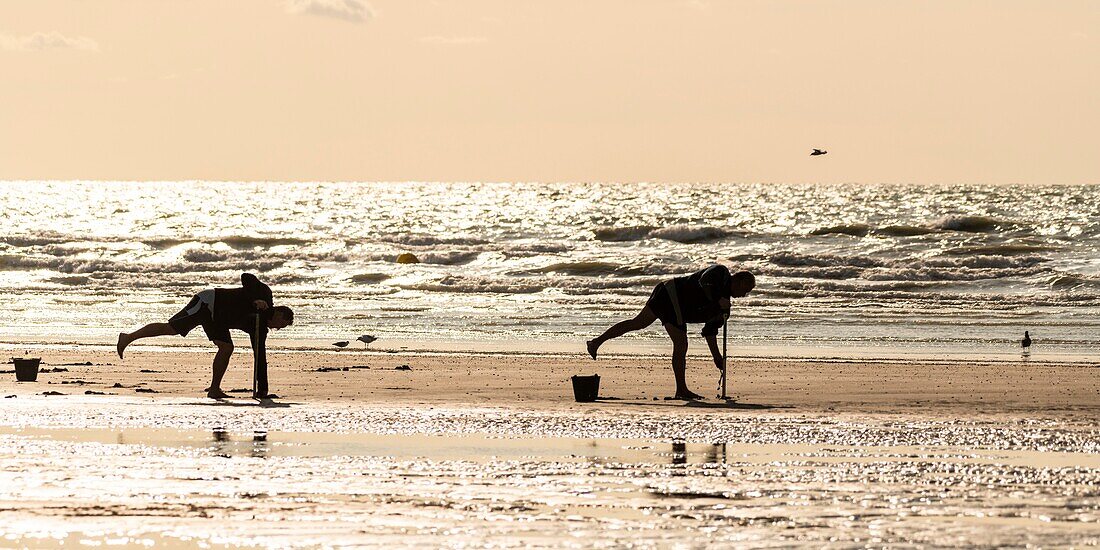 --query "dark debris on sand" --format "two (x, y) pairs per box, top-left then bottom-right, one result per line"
(227, 388), (251, 393)
(316, 365), (372, 372)
(3, 395), (15, 399)
(84, 390), (108, 395)
(395, 365), (411, 371)
(42, 391), (65, 396)
(134, 388), (158, 394)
